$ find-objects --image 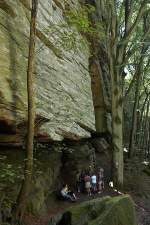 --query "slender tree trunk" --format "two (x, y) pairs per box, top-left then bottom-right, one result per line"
(137, 94), (149, 147)
(147, 120), (150, 158)
(137, 95), (149, 151)
(139, 112), (146, 152)
(142, 99), (150, 158)
(0, 194), (5, 224)
(128, 69), (142, 158)
(139, 94), (149, 126)
(13, 0), (38, 222)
